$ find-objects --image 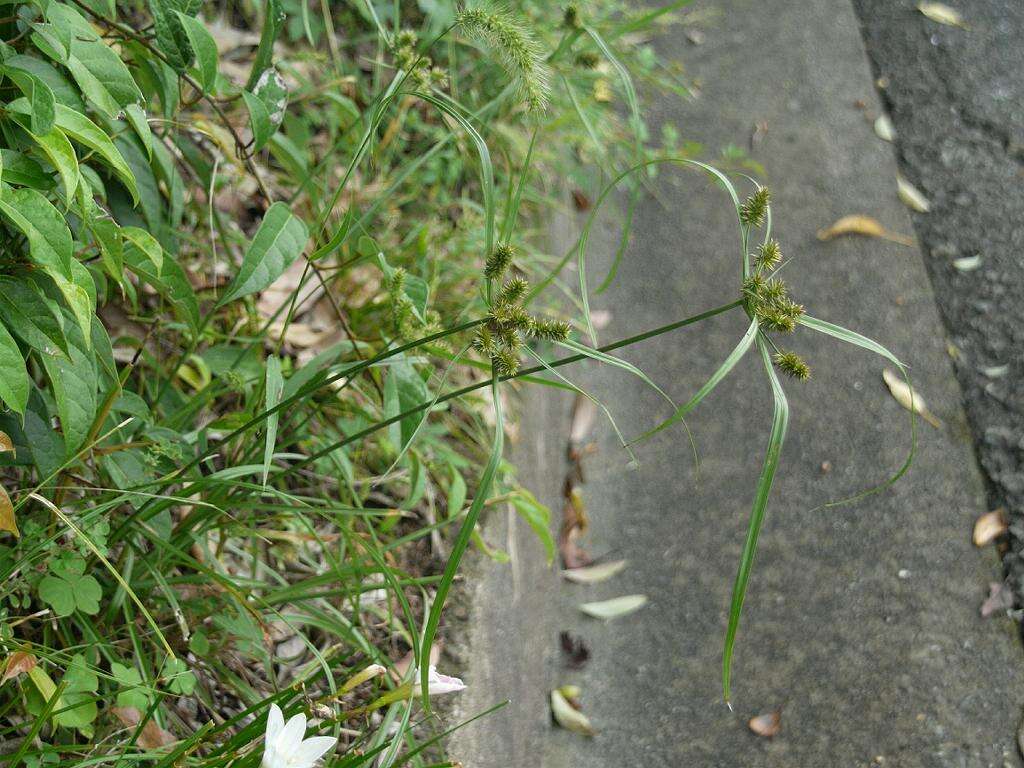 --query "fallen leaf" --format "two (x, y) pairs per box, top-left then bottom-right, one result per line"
(562, 559), (628, 584)
(897, 174), (931, 213)
(551, 688), (596, 736)
(874, 115), (896, 142)
(882, 369), (941, 428)
(981, 582), (1014, 618)
(1, 651), (36, 684)
(111, 707), (177, 748)
(748, 709), (782, 738)
(0, 432), (12, 452)
(569, 395), (598, 445)
(917, 2), (966, 28)
(593, 79), (613, 103)
(952, 255), (982, 271)
(981, 364), (1009, 379)
(973, 508), (1007, 547)
(0, 485), (18, 538)
(579, 594), (647, 620)
(571, 189), (591, 211)
(816, 214), (913, 246)
(559, 631), (591, 669)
